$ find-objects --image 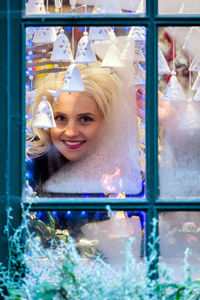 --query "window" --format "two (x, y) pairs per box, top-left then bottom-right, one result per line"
(1, 0), (200, 281)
